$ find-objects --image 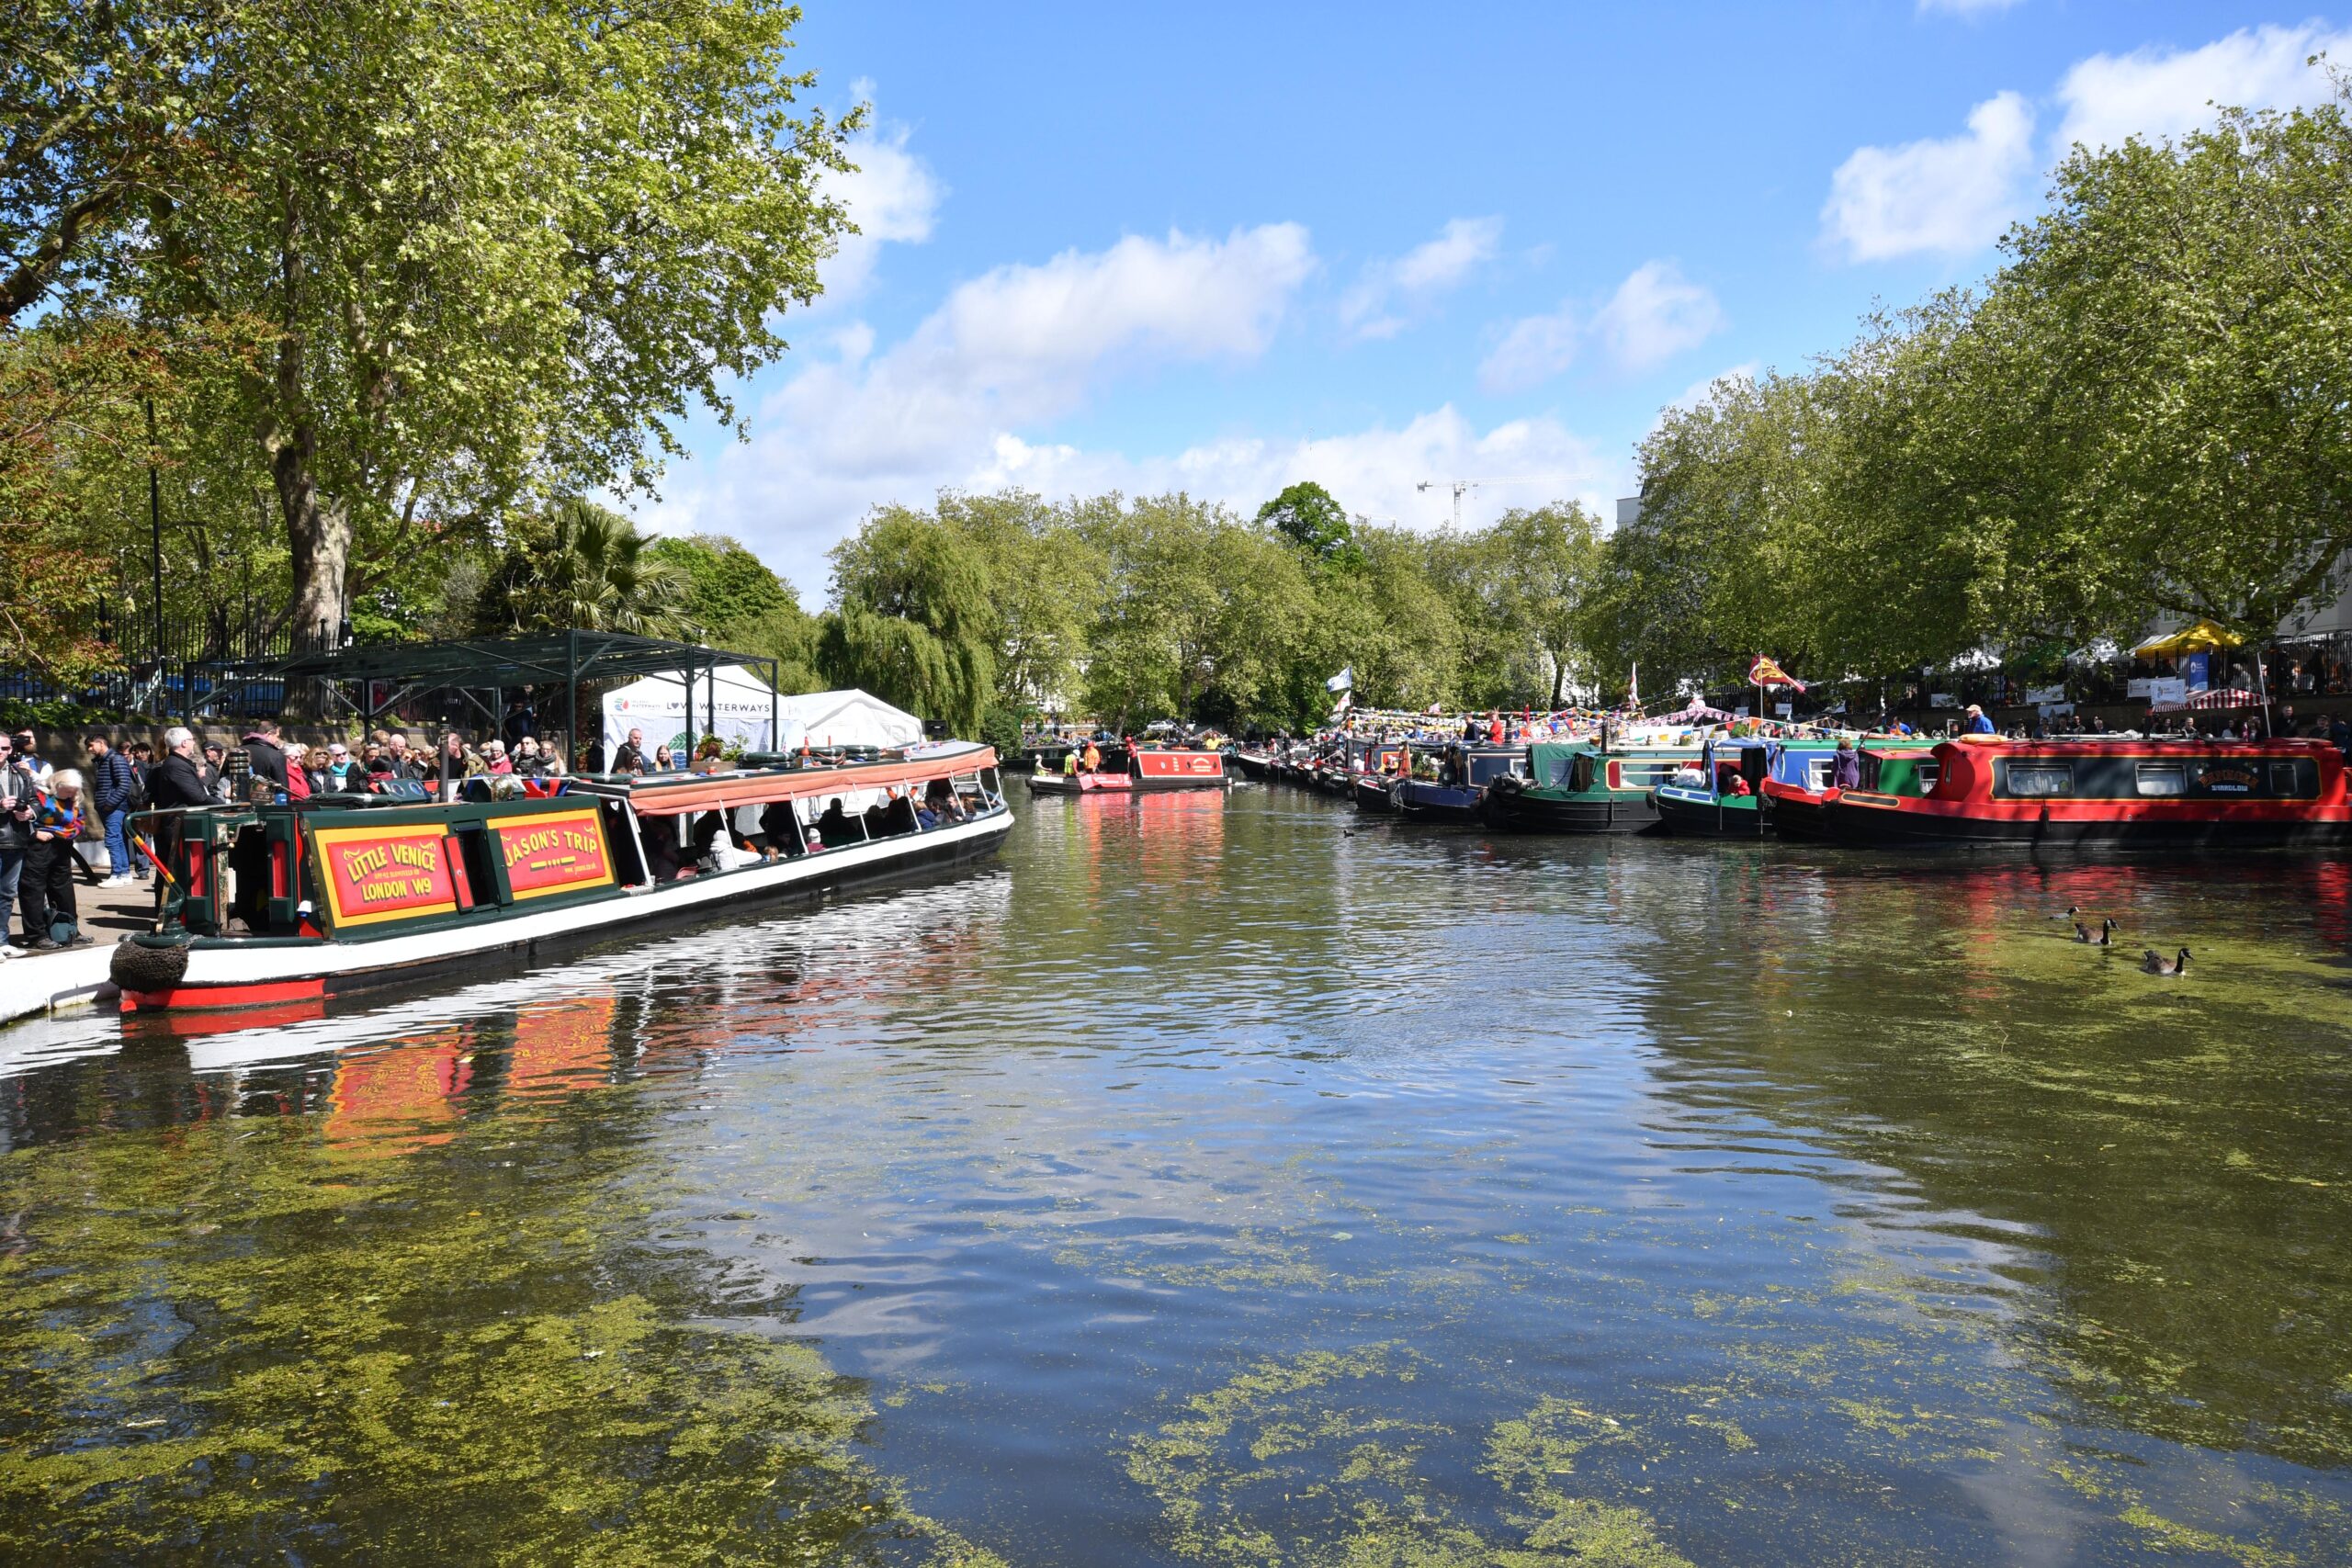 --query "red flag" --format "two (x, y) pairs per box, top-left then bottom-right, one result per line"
(1748, 655), (1806, 690)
